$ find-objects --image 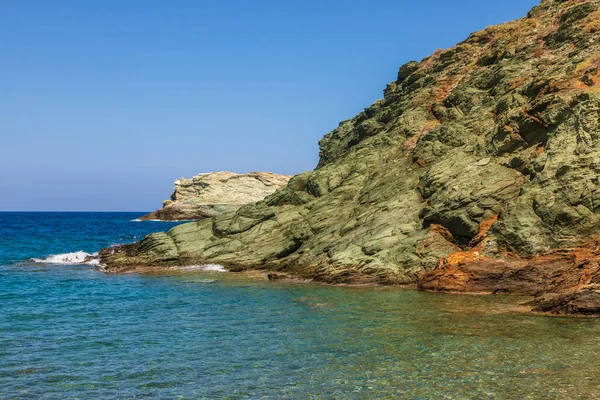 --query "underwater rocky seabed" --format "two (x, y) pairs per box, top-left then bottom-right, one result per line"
(2, 213), (600, 399)
(103, 0), (600, 316)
